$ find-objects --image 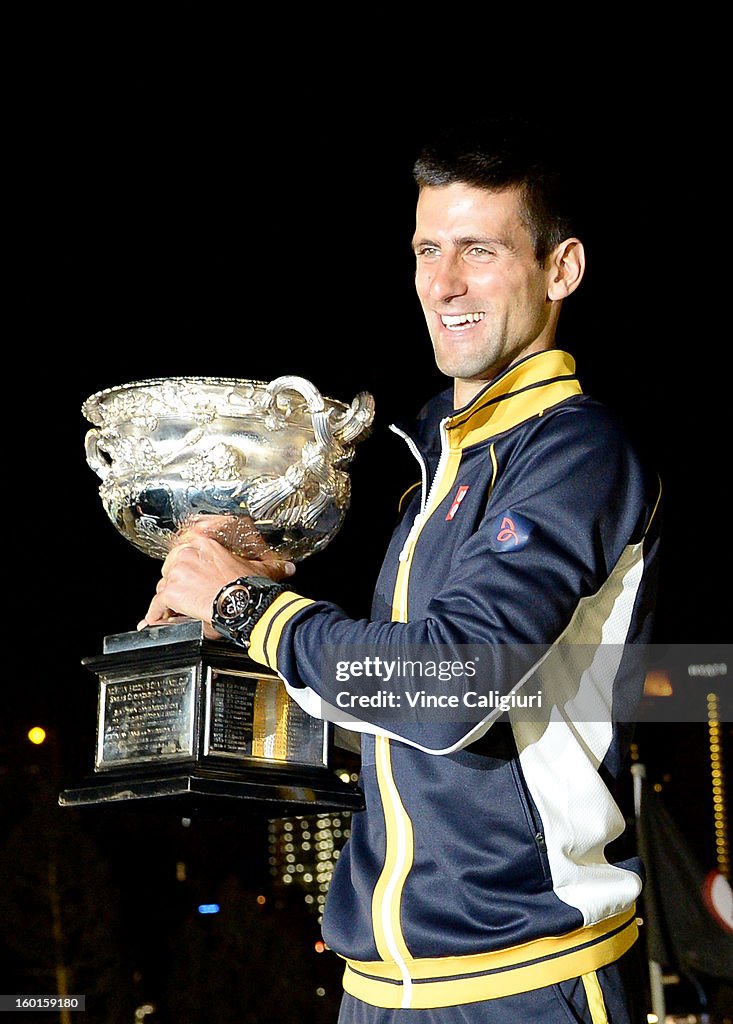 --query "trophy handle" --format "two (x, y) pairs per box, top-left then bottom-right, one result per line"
(263, 375), (374, 447)
(246, 376), (374, 530)
(85, 429), (112, 481)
